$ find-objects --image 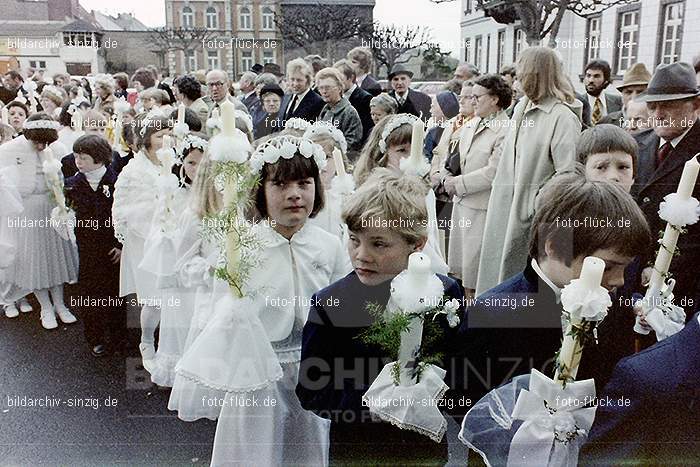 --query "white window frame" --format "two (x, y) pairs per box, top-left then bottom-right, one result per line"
(206, 6), (218, 30)
(586, 16), (601, 63)
(513, 28), (526, 62)
(208, 50), (220, 70)
(617, 10), (639, 73)
(239, 6), (252, 30)
(474, 35), (483, 70)
(241, 51), (253, 72)
(262, 50), (274, 64)
(660, 2), (683, 64)
(497, 30), (506, 71)
(186, 50), (197, 72)
(261, 6), (274, 31)
(182, 6), (194, 29)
